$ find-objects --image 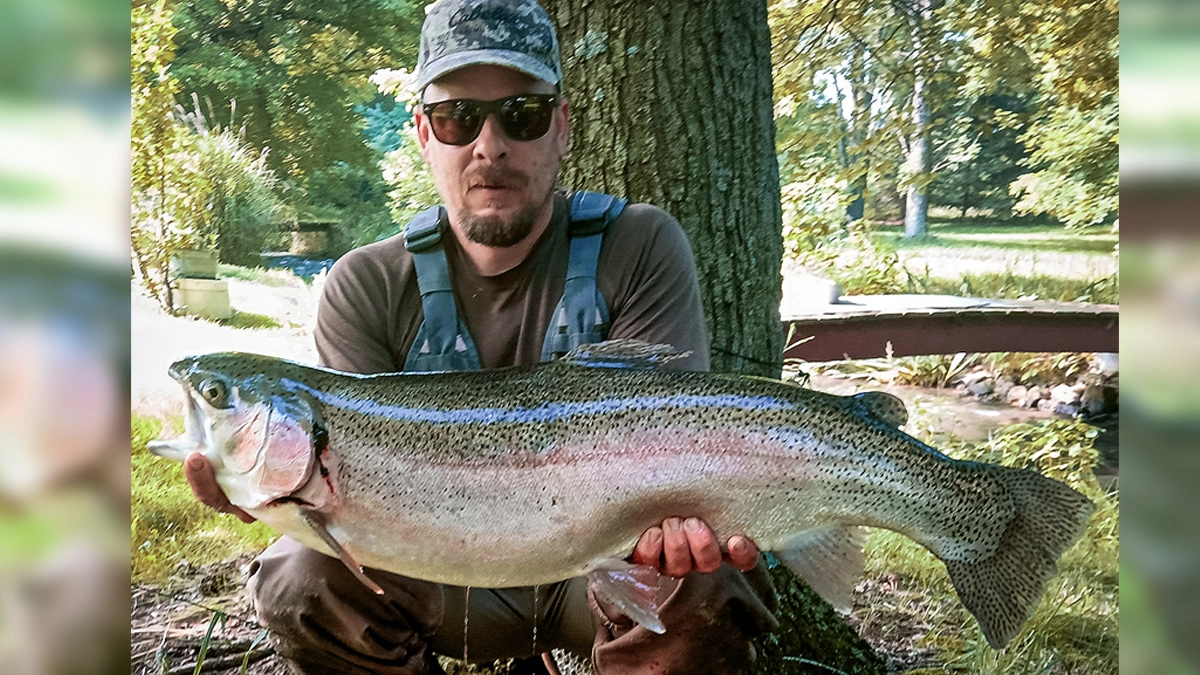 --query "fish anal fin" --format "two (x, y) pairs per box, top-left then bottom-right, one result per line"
(563, 340), (691, 370)
(943, 468), (1094, 649)
(300, 509), (384, 596)
(853, 391), (909, 428)
(775, 526), (866, 613)
(585, 558), (667, 633)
